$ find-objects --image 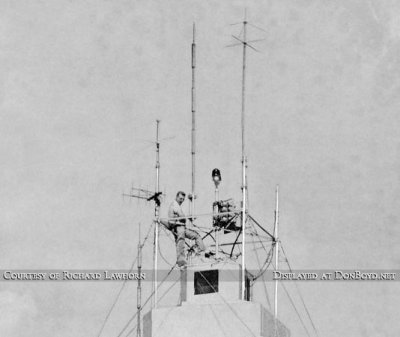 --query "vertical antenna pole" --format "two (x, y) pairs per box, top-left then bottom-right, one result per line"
(137, 223), (142, 337)
(152, 120), (160, 308)
(241, 11), (248, 301)
(190, 23), (197, 220)
(215, 186), (219, 258)
(274, 185), (279, 320)
(241, 13), (247, 159)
